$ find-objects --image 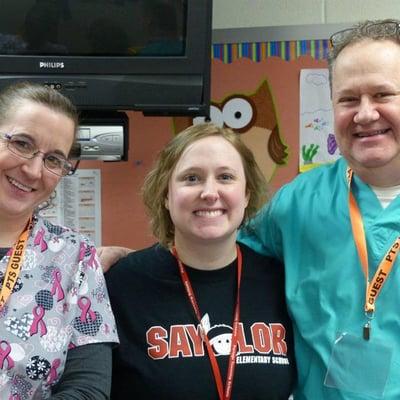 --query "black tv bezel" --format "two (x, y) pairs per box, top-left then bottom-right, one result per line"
(0, 0), (212, 115)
